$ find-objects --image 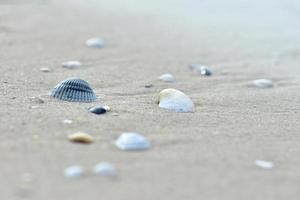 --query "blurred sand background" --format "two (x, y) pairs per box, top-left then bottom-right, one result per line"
(0, 0), (300, 199)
